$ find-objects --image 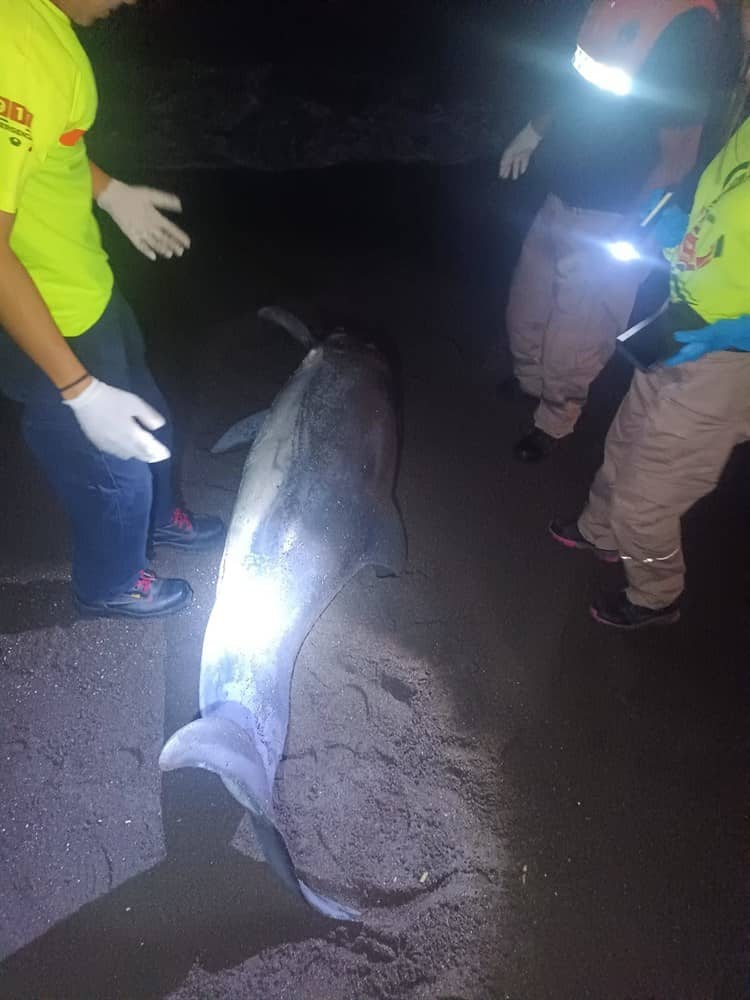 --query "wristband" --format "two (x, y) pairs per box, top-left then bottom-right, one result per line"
(58, 372), (90, 394)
